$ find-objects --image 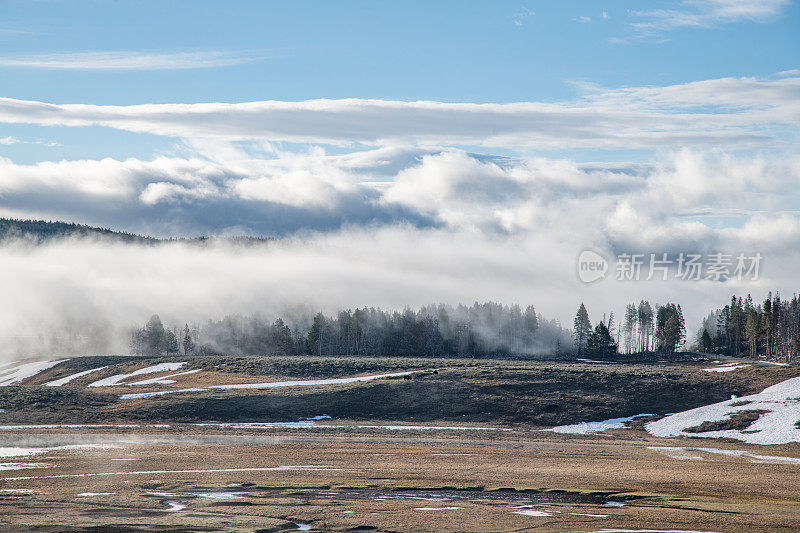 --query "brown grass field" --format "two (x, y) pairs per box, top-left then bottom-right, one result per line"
(1, 357), (799, 532)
